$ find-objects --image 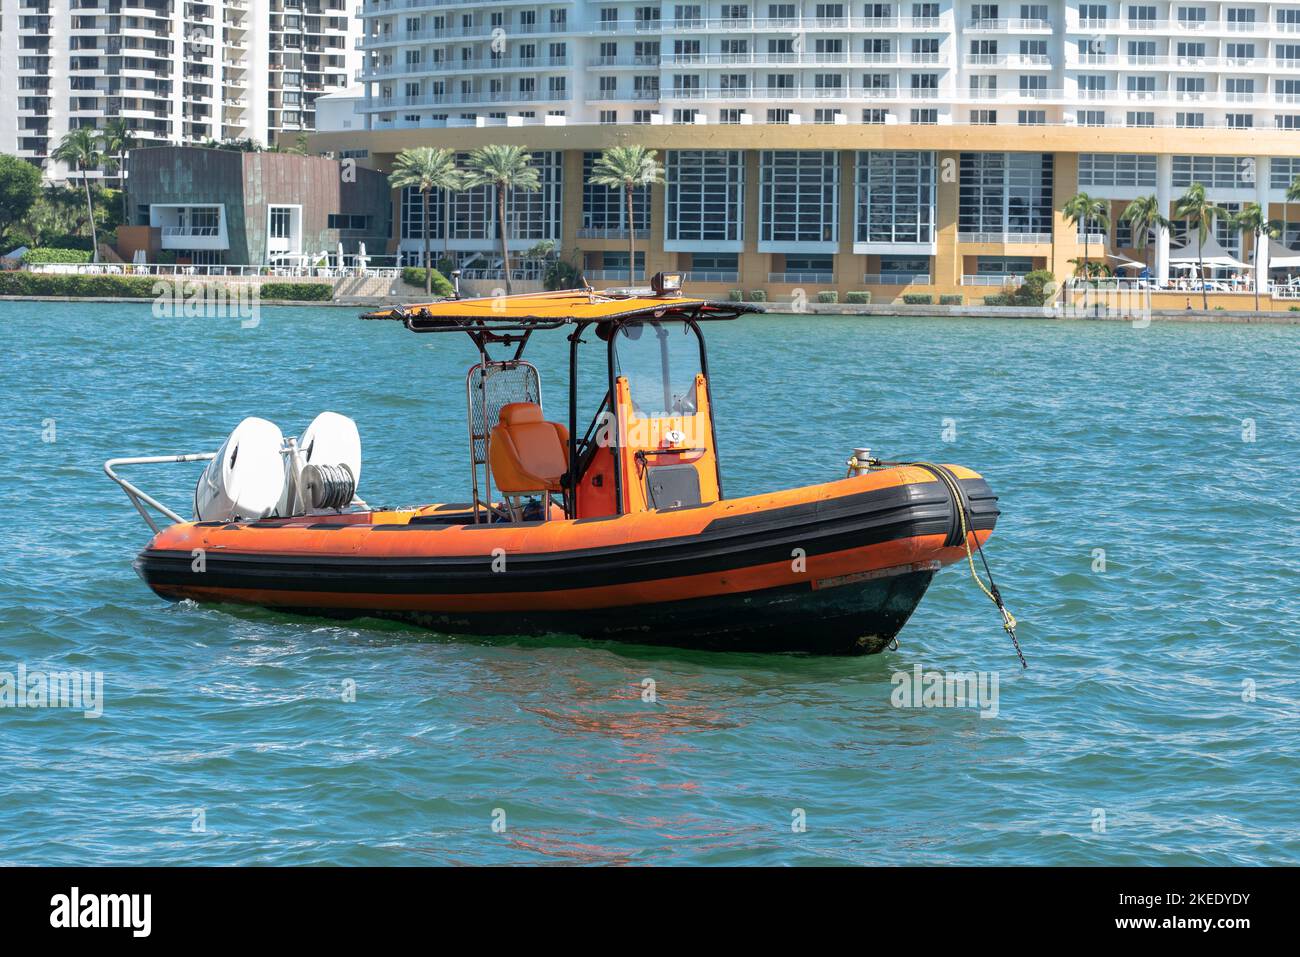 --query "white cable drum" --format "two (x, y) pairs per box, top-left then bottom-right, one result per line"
(299, 412), (362, 491)
(193, 417), (286, 521)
